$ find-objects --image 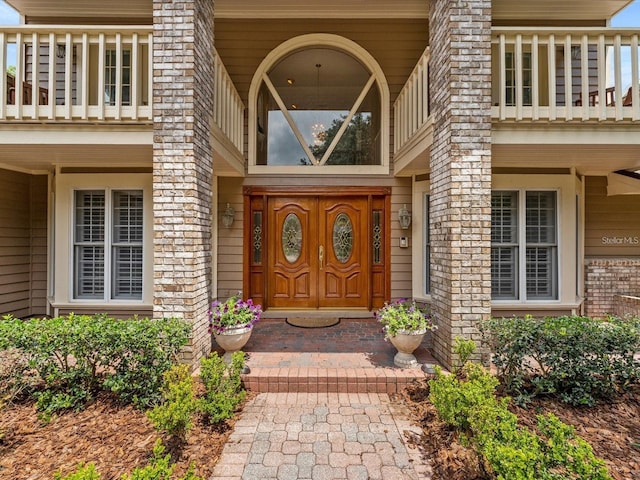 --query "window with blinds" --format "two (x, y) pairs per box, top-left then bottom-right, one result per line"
(491, 190), (558, 301)
(112, 191), (143, 299)
(74, 189), (143, 300)
(491, 191), (518, 300)
(525, 191), (558, 299)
